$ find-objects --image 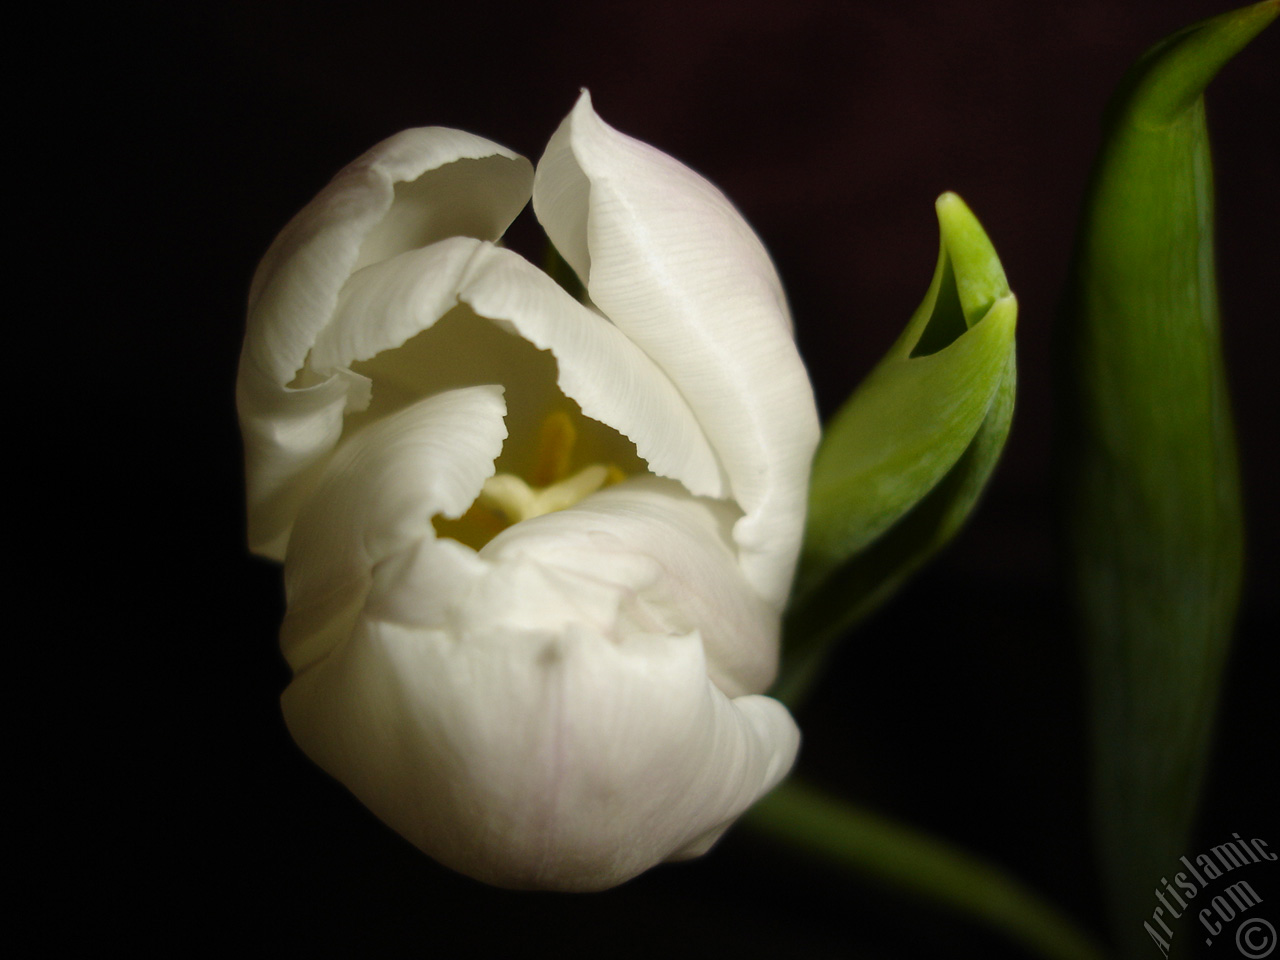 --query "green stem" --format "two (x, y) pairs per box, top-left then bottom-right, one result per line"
(746, 780), (1106, 960)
